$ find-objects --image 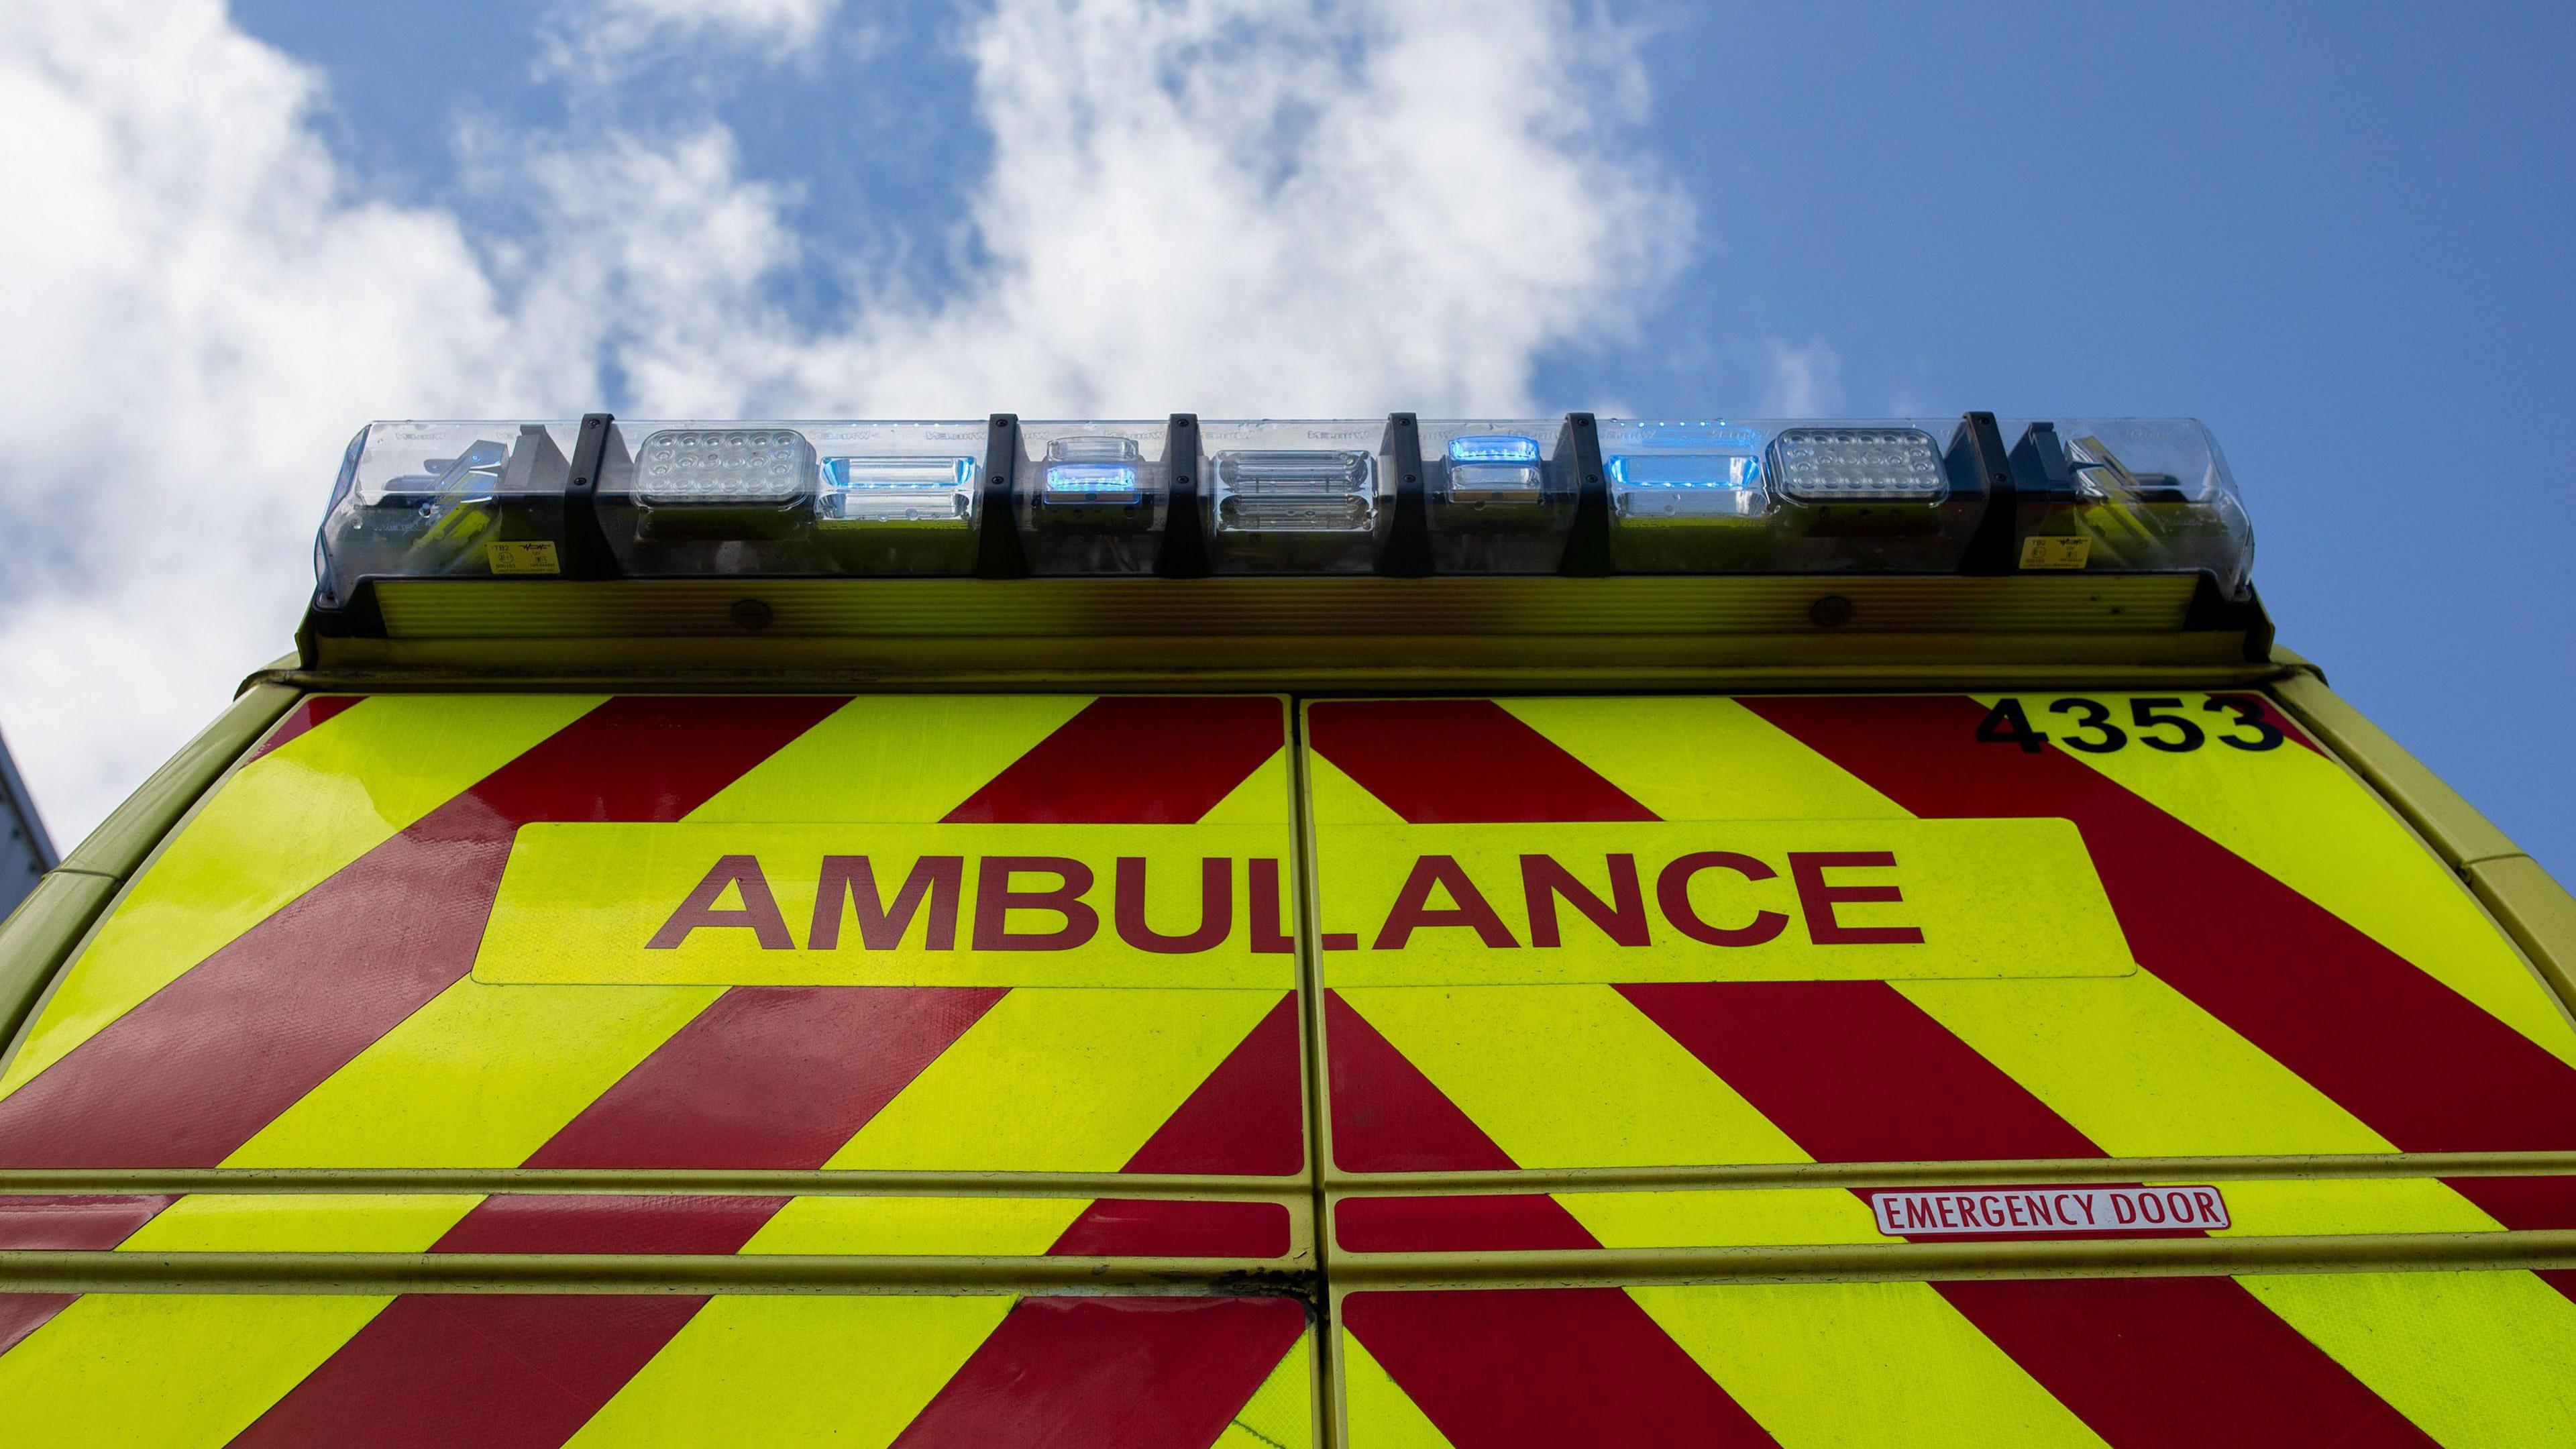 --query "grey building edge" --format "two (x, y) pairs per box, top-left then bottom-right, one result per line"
(0, 725), (57, 916)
